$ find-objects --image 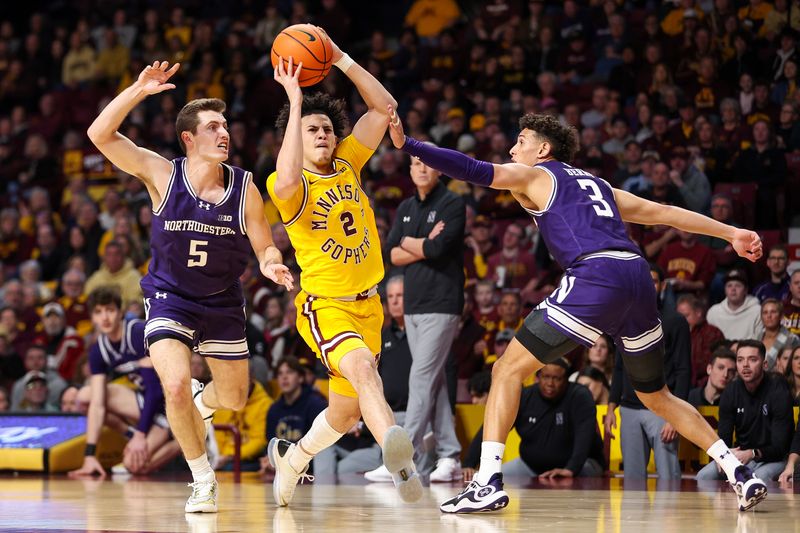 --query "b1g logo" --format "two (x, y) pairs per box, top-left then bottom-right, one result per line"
(218, 214), (233, 222)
